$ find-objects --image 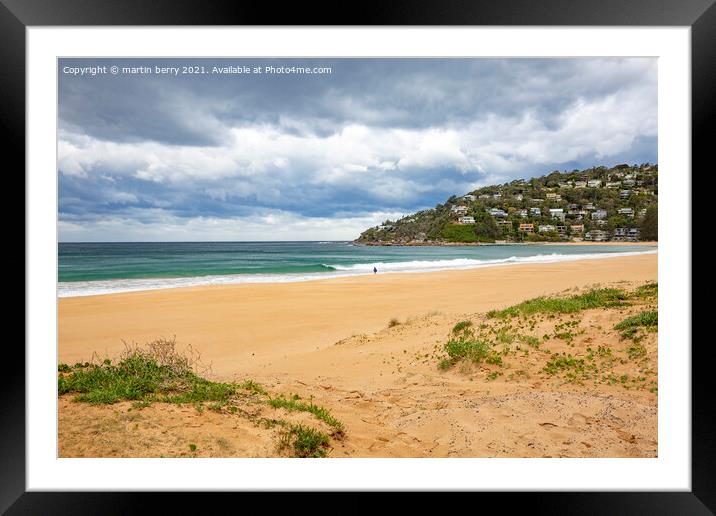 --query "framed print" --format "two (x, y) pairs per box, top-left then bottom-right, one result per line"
(6, 0), (711, 511)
